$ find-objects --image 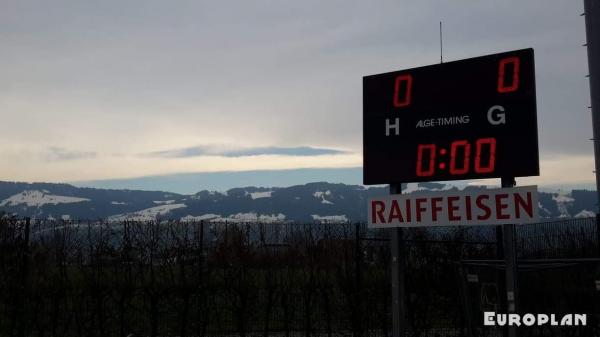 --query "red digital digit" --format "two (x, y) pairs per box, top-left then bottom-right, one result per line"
(416, 144), (436, 177)
(474, 137), (496, 173)
(497, 57), (520, 93)
(449, 140), (471, 175)
(393, 74), (412, 107)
